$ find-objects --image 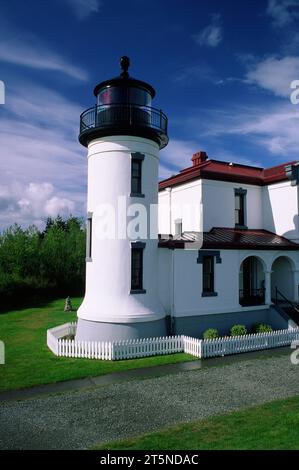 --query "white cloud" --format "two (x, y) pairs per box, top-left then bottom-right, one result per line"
(7, 82), (82, 129)
(267, 0), (299, 27)
(232, 106), (299, 156)
(19, 183), (74, 218)
(0, 81), (86, 229)
(187, 103), (299, 159)
(64, 0), (102, 19)
(192, 14), (222, 48)
(246, 56), (299, 97)
(0, 37), (87, 81)
(44, 196), (75, 217)
(0, 182), (75, 229)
